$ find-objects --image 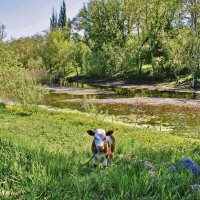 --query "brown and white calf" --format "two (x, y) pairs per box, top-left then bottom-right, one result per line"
(87, 129), (115, 168)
